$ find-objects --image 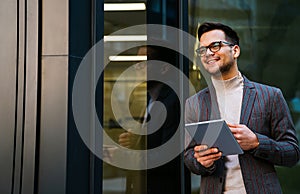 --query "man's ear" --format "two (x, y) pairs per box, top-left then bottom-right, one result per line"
(232, 45), (240, 59)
